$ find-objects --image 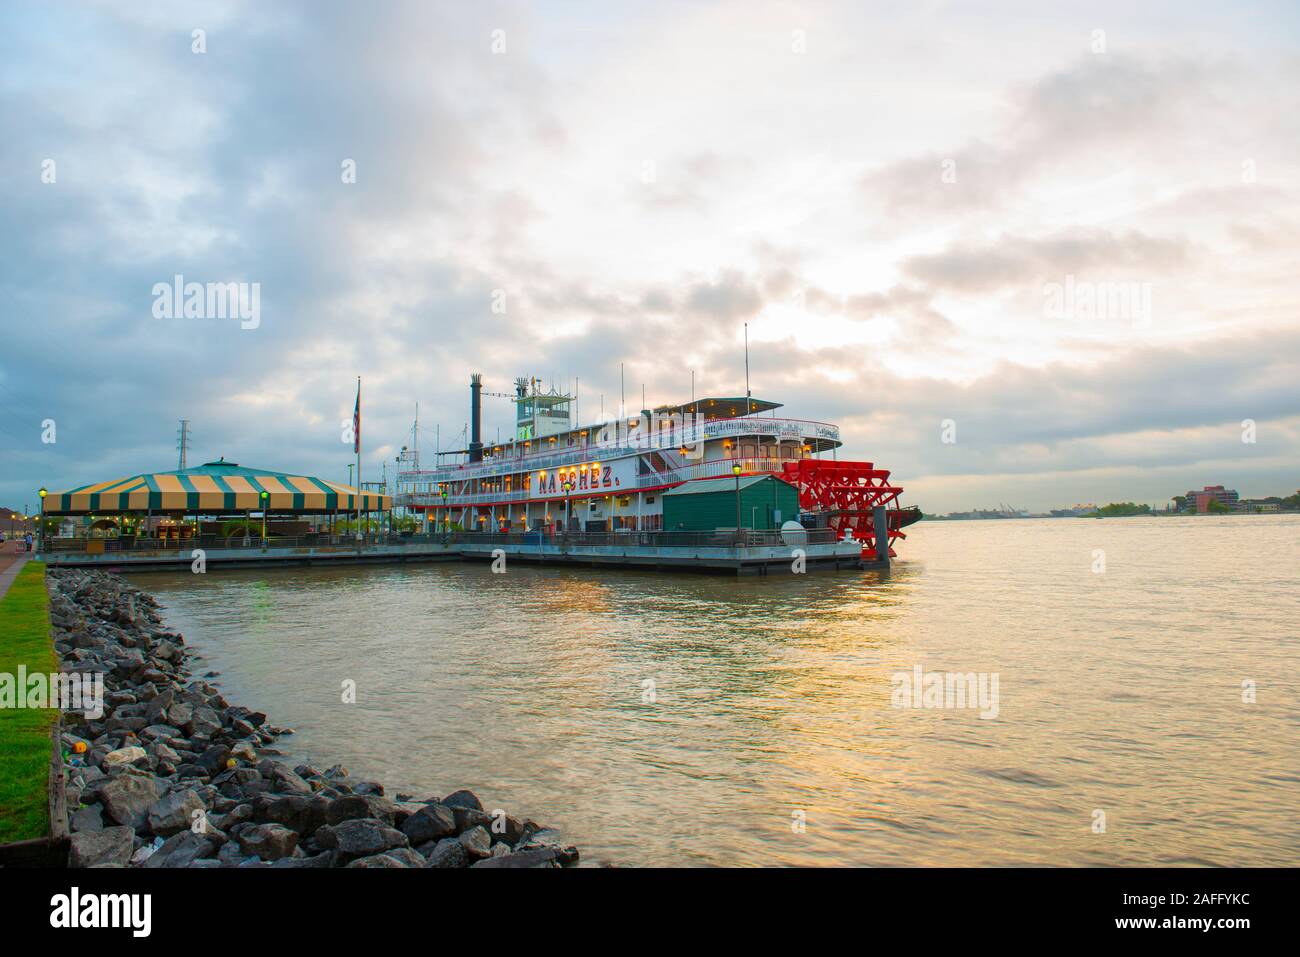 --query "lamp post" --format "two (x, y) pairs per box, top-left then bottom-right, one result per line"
(440, 487), (448, 535)
(259, 490), (269, 546)
(732, 464), (742, 546)
(562, 480), (574, 533)
(38, 487), (47, 554)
